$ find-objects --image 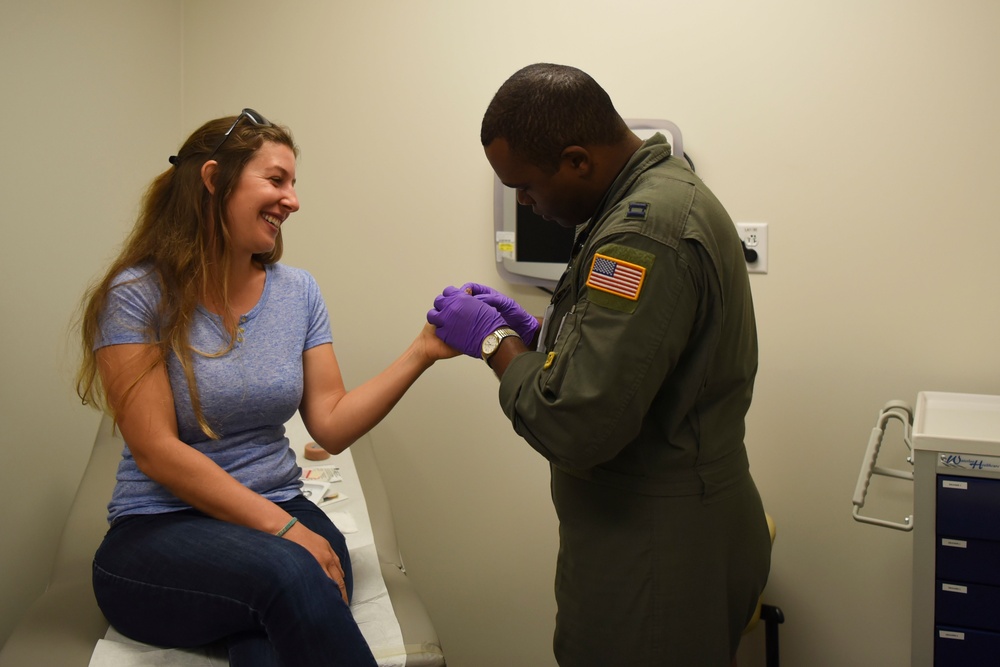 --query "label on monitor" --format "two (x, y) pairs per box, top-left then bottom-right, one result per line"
(495, 231), (515, 261)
